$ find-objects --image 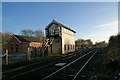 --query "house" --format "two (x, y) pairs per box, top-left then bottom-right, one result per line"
(94, 41), (108, 48)
(75, 39), (84, 49)
(7, 35), (42, 54)
(45, 20), (76, 54)
(84, 39), (93, 48)
(75, 39), (93, 49)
